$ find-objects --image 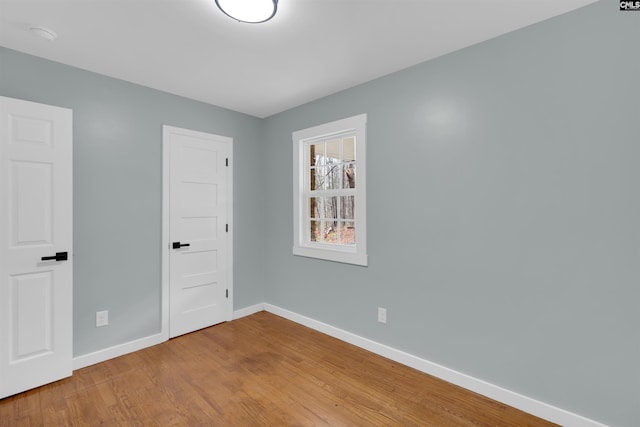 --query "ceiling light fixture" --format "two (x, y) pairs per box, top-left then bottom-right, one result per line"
(28, 25), (58, 41)
(215, 0), (278, 23)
